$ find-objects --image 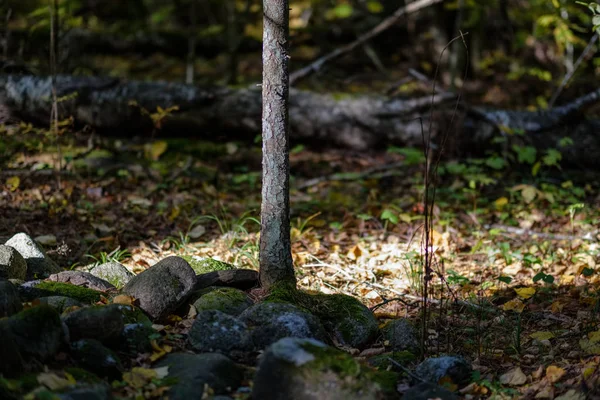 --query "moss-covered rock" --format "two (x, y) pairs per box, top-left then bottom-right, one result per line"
(4, 305), (64, 363)
(182, 256), (235, 274)
(253, 337), (398, 400)
(71, 339), (123, 380)
(264, 284), (379, 348)
(19, 281), (102, 304)
(192, 287), (253, 316)
(239, 302), (327, 349)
